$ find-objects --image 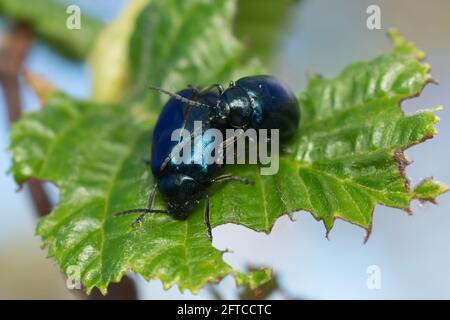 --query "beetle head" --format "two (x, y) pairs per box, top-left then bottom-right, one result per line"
(216, 86), (253, 129)
(158, 174), (205, 219)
